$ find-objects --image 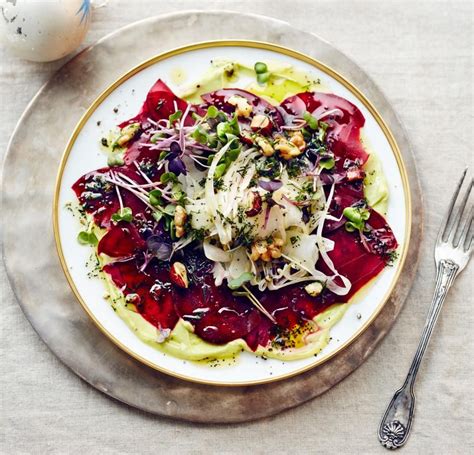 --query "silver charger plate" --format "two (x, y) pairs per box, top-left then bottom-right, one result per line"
(2, 11), (422, 423)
